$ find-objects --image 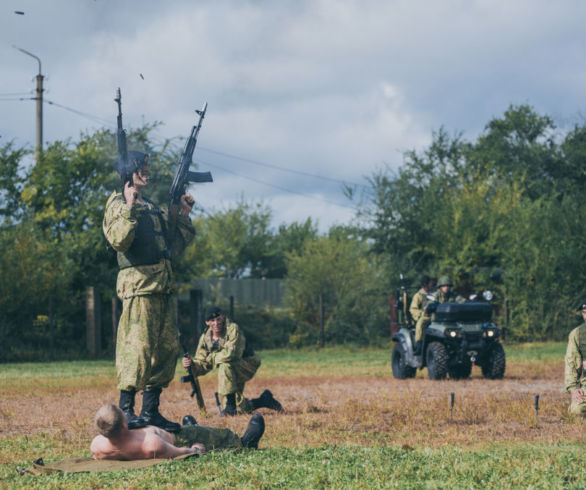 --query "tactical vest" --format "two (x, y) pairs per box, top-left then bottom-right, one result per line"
(117, 198), (171, 269)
